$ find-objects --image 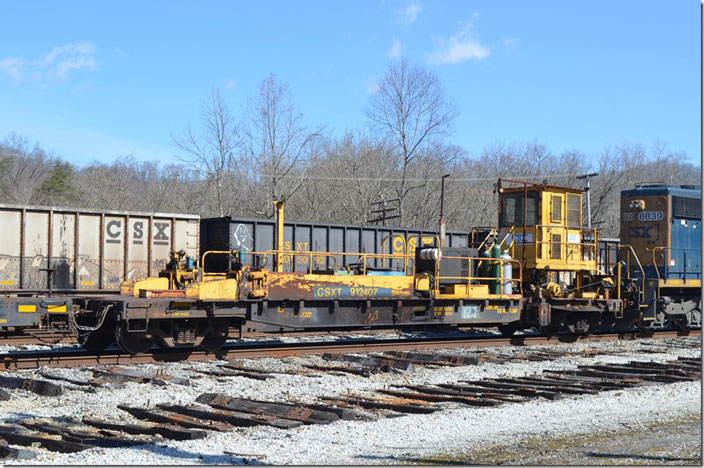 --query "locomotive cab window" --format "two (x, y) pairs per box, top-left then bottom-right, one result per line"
(501, 191), (538, 227)
(673, 196), (702, 219)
